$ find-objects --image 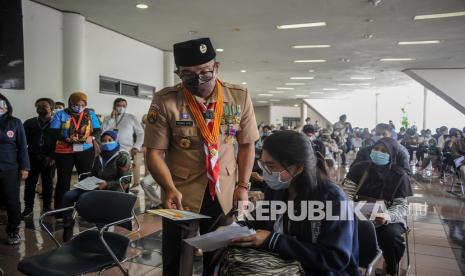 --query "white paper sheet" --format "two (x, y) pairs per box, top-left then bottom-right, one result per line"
(74, 176), (105, 190)
(454, 156), (464, 168)
(184, 222), (256, 252)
